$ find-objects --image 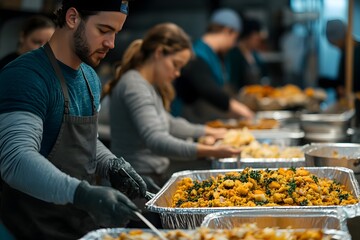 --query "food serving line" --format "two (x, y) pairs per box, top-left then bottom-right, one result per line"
(81, 109), (360, 239)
